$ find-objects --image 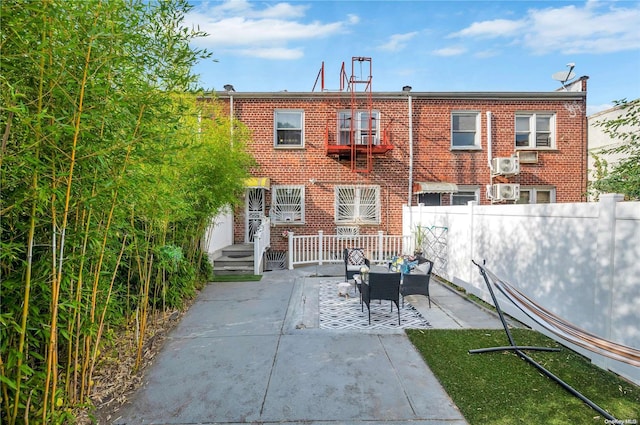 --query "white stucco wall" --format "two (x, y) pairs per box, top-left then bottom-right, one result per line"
(204, 206), (234, 259)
